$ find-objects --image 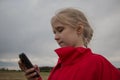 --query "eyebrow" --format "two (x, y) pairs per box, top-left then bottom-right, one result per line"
(55, 26), (63, 29)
